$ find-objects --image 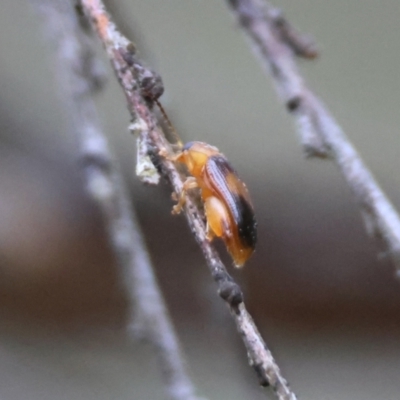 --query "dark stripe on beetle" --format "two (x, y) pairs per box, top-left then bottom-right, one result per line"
(205, 155), (257, 248)
(236, 194), (257, 248)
